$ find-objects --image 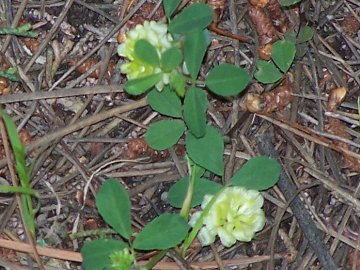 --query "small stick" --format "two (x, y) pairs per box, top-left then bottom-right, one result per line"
(256, 132), (340, 270)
